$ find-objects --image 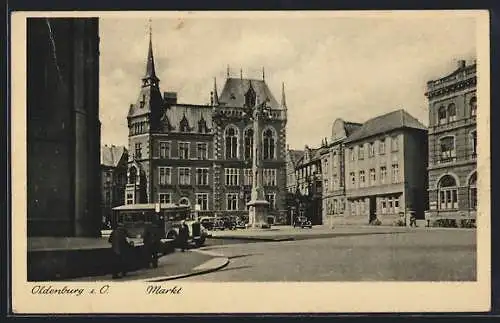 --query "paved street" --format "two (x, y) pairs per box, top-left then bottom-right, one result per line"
(184, 228), (476, 281)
